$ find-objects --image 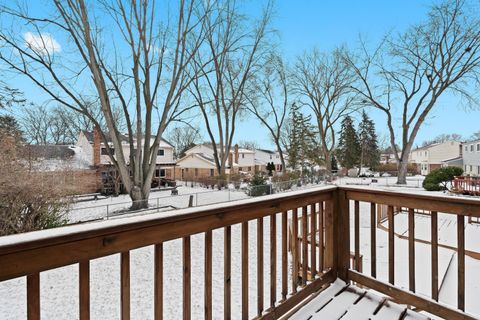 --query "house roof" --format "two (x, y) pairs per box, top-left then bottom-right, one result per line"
(81, 130), (129, 143)
(21, 145), (76, 160)
(442, 156), (463, 163)
(81, 130), (172, 147)
(257, 148), (275, 154)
